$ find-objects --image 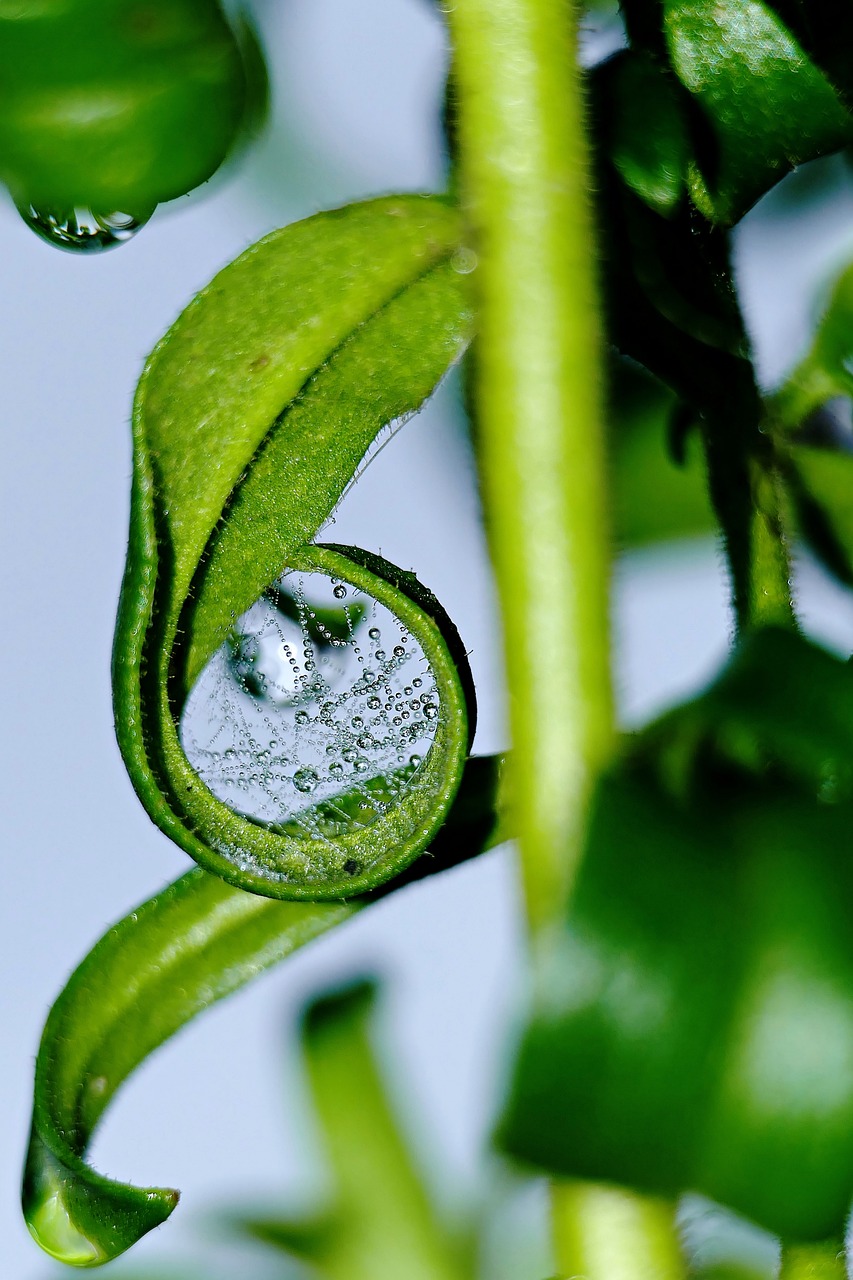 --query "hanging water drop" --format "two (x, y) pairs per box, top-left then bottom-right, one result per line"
(17, 203), (153, 253)
(333, 584), (347, 599)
